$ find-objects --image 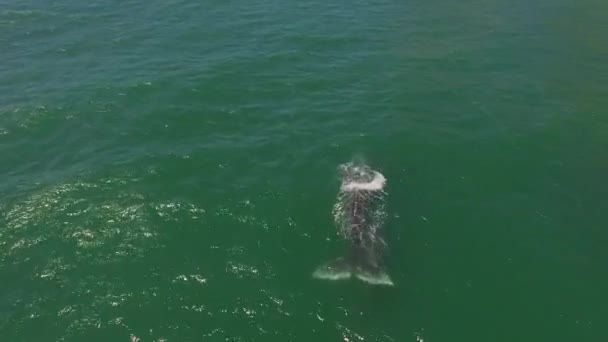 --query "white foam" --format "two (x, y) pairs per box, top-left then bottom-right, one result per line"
(355, 271), (394, 286)
(313, 269), (351, 281)
(341, 171), (386, 192)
